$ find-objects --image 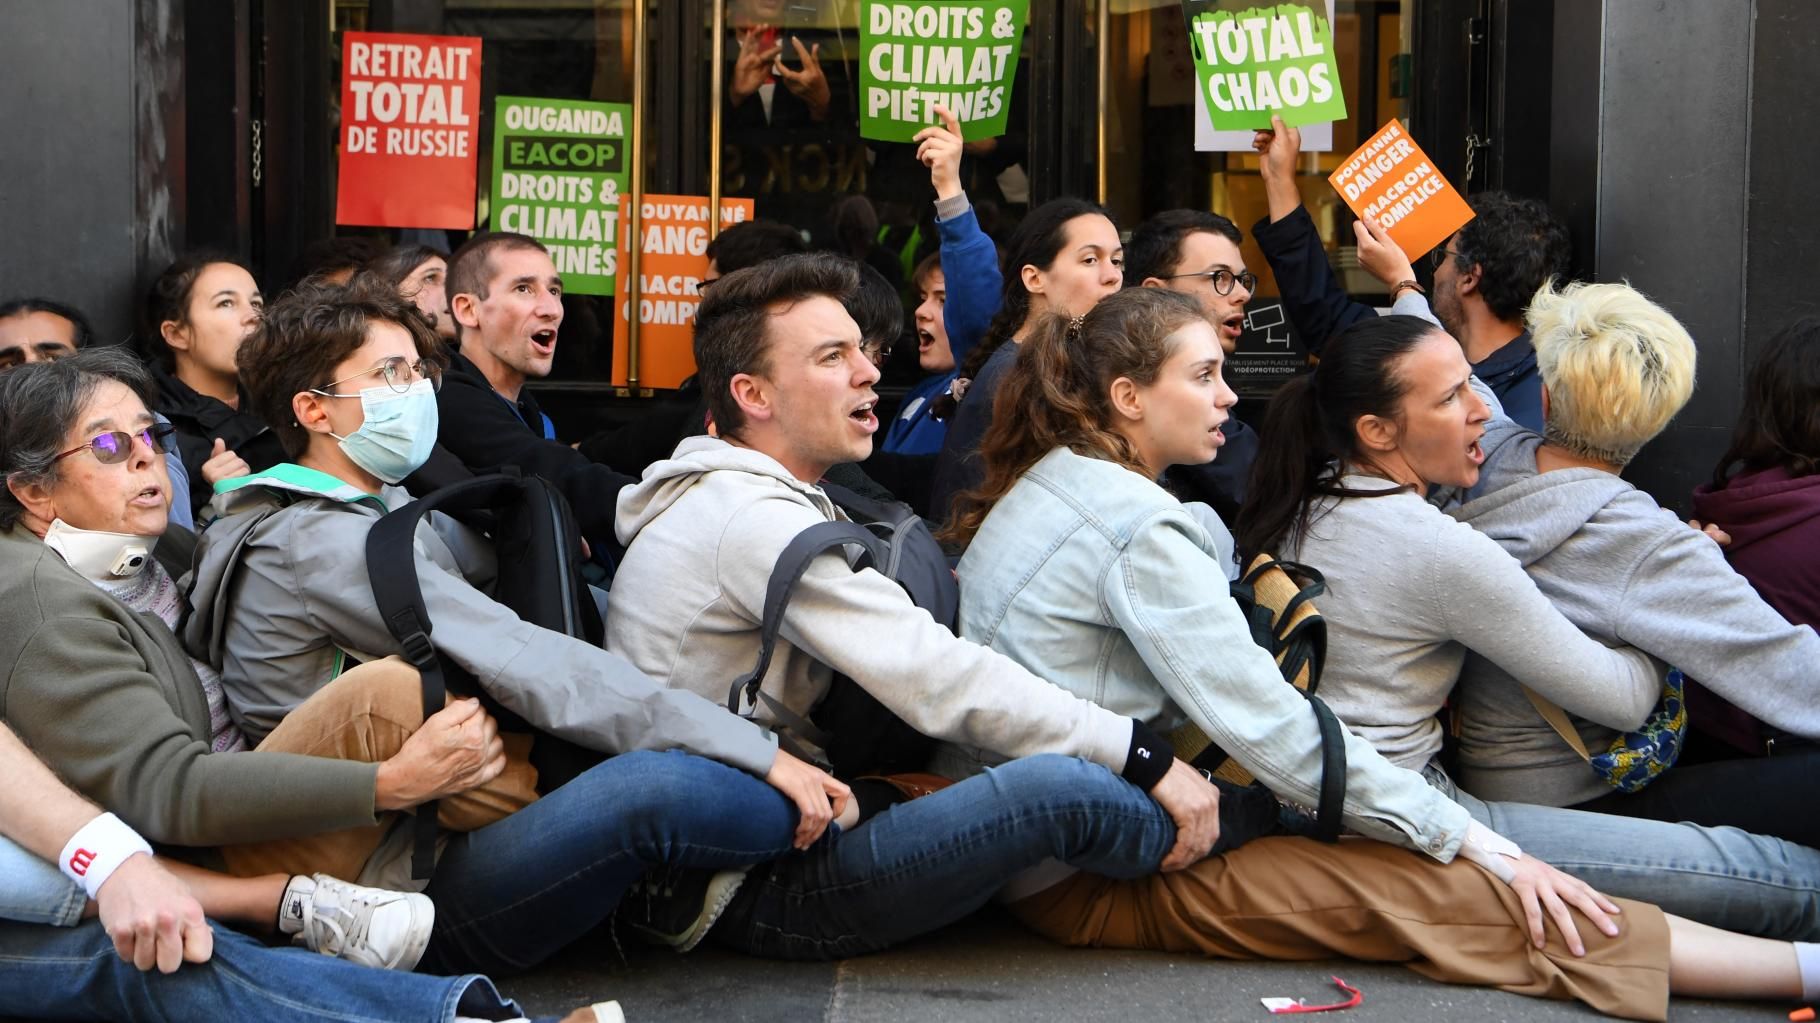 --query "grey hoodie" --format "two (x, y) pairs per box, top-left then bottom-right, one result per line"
(183, 463), (778, 778)
(610, 437), (1136, 774)
(1450, 422), (1820, 806)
